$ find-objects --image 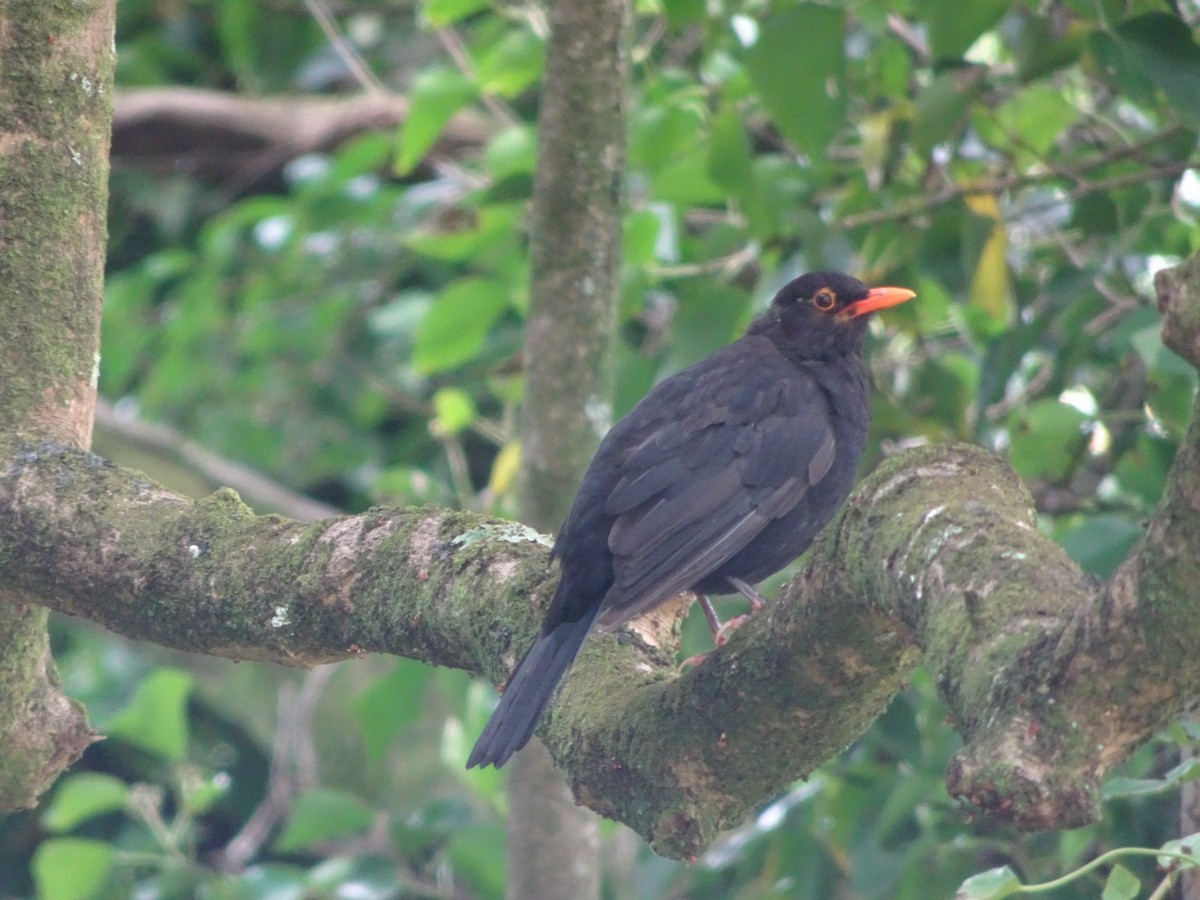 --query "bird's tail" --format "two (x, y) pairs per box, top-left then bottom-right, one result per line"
(466, 608), (597, 769)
